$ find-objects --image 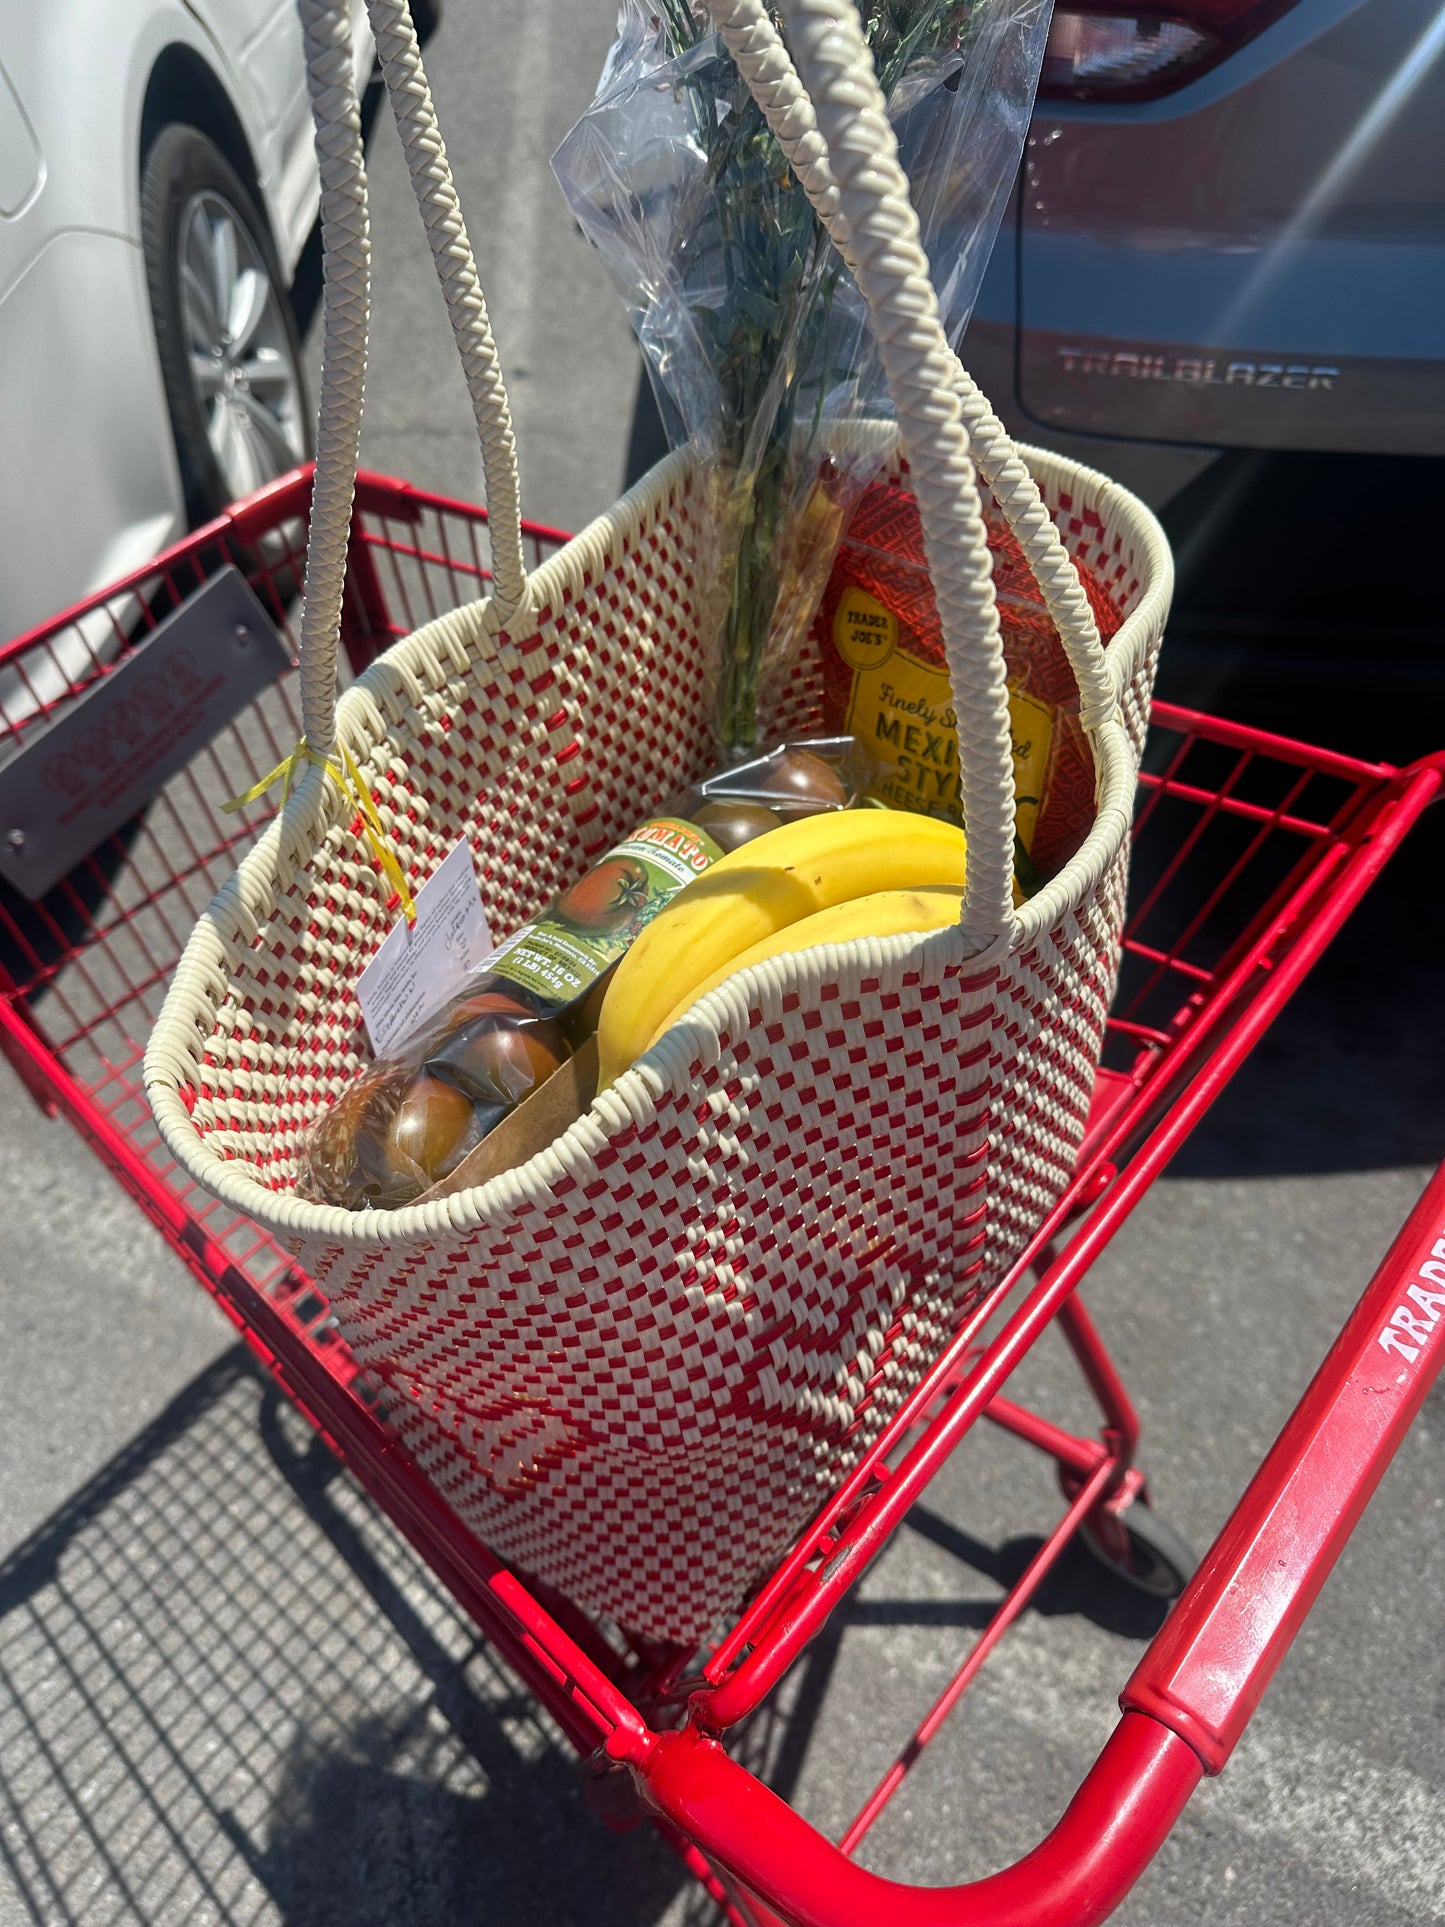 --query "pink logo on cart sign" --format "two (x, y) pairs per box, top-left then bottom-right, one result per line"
(42, 748), (89, 798)
(1376, 1234), (1445, 1363)
(76, 724), (118, 773)
(170, 648), (205, 699)
(40, 670), (186, 802)
(108, 693), (150, 744)
(136, 672), (177, 718)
